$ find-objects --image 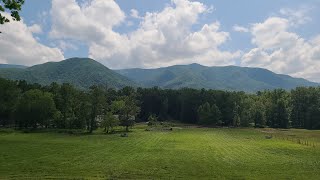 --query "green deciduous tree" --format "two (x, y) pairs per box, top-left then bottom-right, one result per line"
(1, 76), (320, 131)
(233, 103), (241, 127)
(89, 85), (106, 133)
(198, 102), (222, 126)
(0, 78), (20, 126)
(251, 100), (266, 128)
(147, 114), (158, 127)
(101, 112), (119, 133)
(112, 96), (140, 132)
(14, 89), (57, 129)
